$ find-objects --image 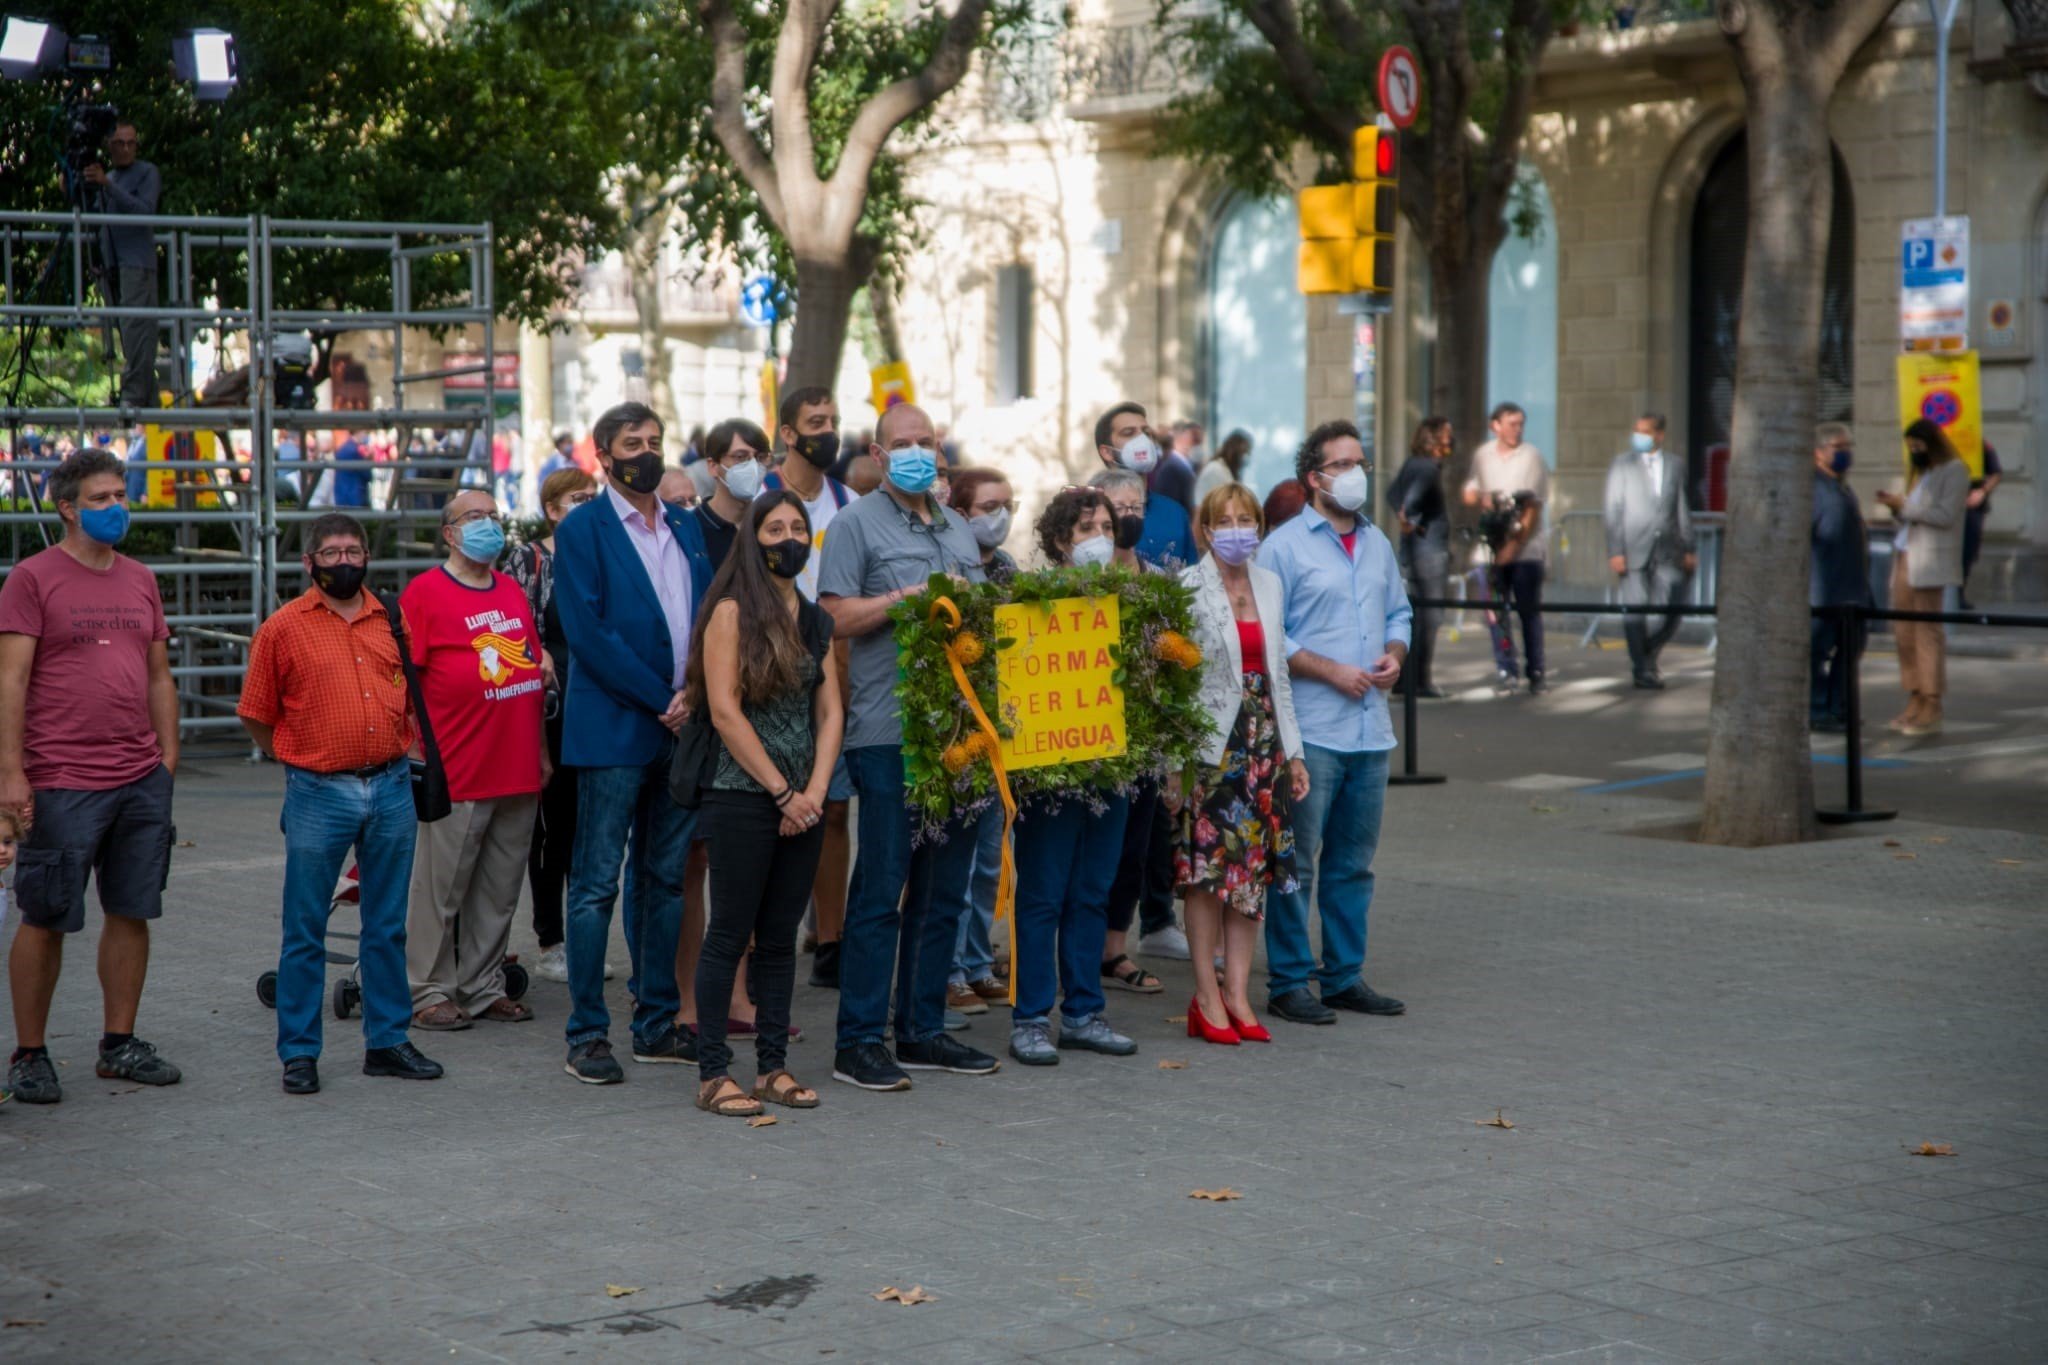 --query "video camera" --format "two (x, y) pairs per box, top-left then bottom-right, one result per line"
(1477, 489), (1538, 554)
(60, 100), (119, 188)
